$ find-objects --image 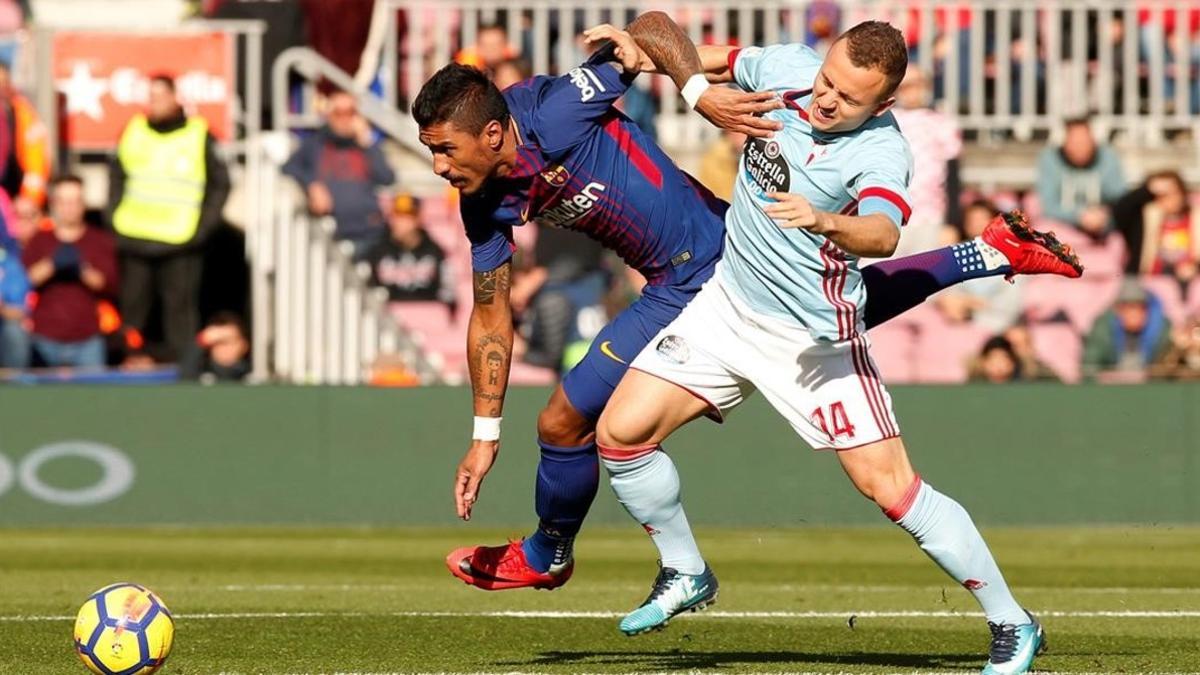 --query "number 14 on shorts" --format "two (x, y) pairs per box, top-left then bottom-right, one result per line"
(812, 402), (856, 442)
